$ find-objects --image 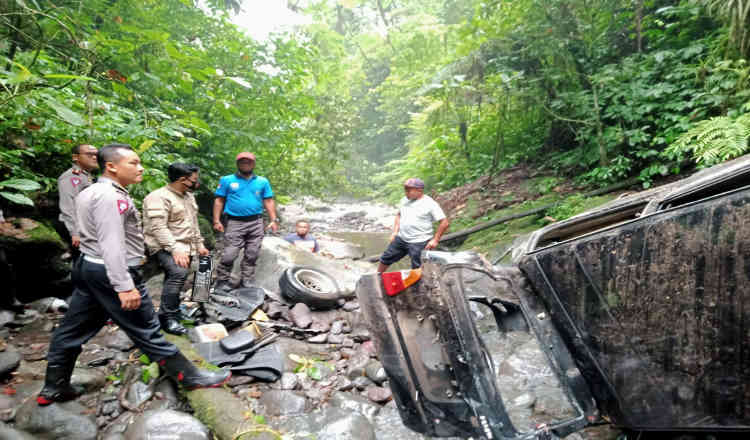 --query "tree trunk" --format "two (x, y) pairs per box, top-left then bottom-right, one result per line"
(375, 0), (390, 27)
(592, 82), (607, 166)
(635, 0), (643, 52)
